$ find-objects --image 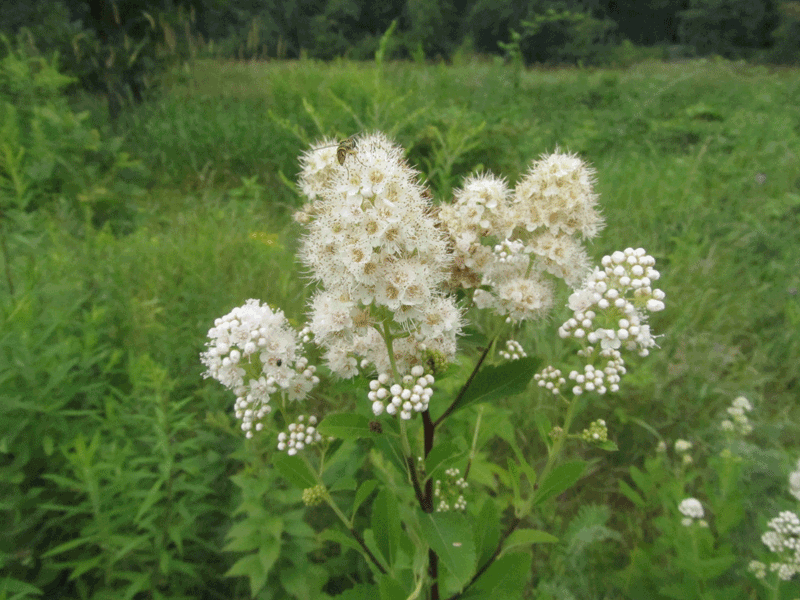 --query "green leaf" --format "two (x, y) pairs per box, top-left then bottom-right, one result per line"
(502, 529), (558, 554)
(373, 436), (408, 477)
(272, 453), (317, 489)
(598, 440), (619, 451)
(474, 498), (501, 570)
(460, 552), (532, 600)
(225, 553), (270, 595)
(532, 461), (585, 506)
(372, 489), (402, 568)
(352, 479), (378, 518)
(324, 583), (380, 599)
(425, 441), (464, 482)
(417, 511), (476, 590)
(618, 480), (645, 507)
(377, 574), (407, 600)
(508, 442), (537, 491)
(507, 458), (522, 509)
(317, 413), (373, 440)
(319, 529), (370, 559)
(534, 412), (553, 449)
(450, 357), (539, 415)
